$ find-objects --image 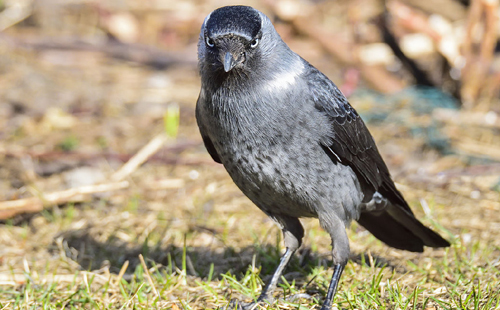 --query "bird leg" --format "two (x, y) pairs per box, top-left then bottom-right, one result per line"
(223, 250), (297, 310)
(223, 250), (295, 310)
(320, 263), (345, 310)
(224, 216), (303, 310)
(253, 215), (304, 303)
(256, 247), (296, 303)
(317, 213), (350, 310)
